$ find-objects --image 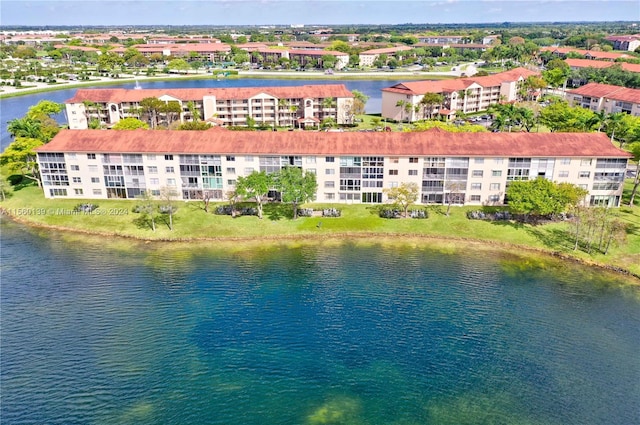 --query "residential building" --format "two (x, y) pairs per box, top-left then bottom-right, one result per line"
(65, 85), (355, 130)
(286, 49), (349, 69)
(358, 46), (413, 68)
(36, 128), (629, 208)
(565, 58), (640, 74)
(604, 35), (640, 52)
(540, 47), (630, 61)
(566, 82), (640, 116)
(111, 43), (231, 63)
(417, 35), (469, 44)
(381, 67), (539, 121)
